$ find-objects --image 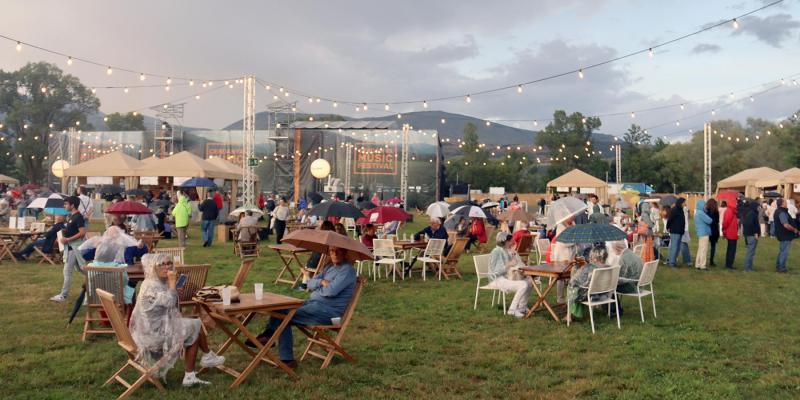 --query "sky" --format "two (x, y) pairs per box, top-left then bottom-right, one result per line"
(2, 0), (799, 141)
